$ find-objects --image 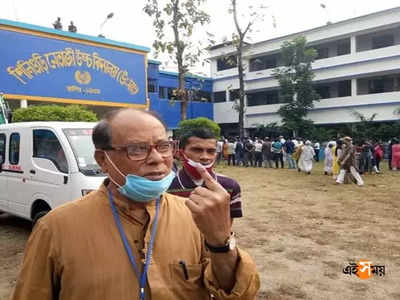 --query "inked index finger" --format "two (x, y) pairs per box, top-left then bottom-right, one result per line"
(196, 165), (222, 191)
